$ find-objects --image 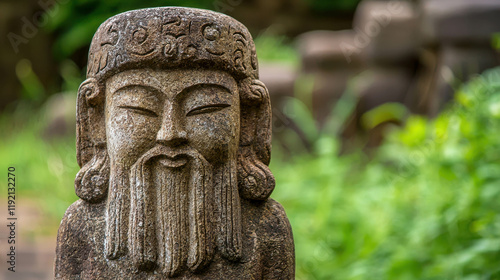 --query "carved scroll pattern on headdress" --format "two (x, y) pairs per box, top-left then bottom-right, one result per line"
(232, 31), (247, 72)
(87, 12), (258, 80)
(203, 23), (226, 56)
(88, 21), (120, 76)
